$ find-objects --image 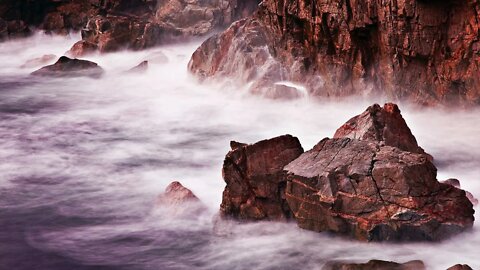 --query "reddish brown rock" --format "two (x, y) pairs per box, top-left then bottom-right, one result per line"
(221, 135), (304, 220)
(334, 103), (431, 159)
(447, 265), (473, 270)
(322, 260), (425, 270)
(31, 56), (104, 78)
(157, 181), (201, 206)
(189, 1), (480, 105)
(441, 178), (479, 206)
